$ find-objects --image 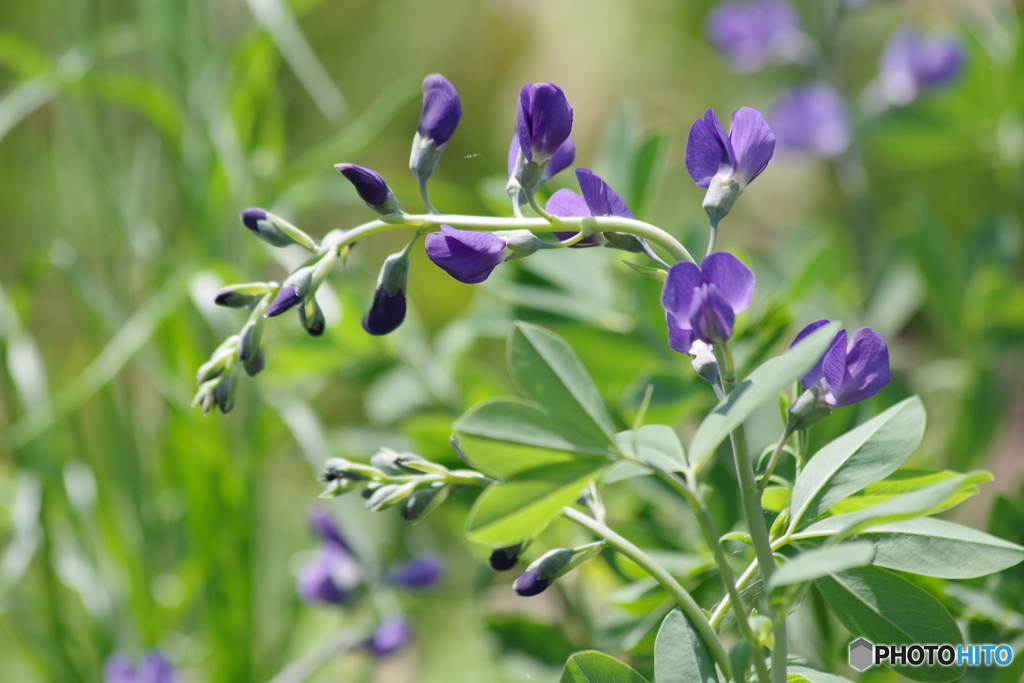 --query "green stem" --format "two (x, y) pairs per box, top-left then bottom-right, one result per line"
(562, 506), (733, 681)
(706, 219), (719, 258)
(266, 630), (361, 683)
(710, 534), (792, 629)
(656, 471), (772, 683)
(417, 177), (439, 215)
(758, 428), (793, 493)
